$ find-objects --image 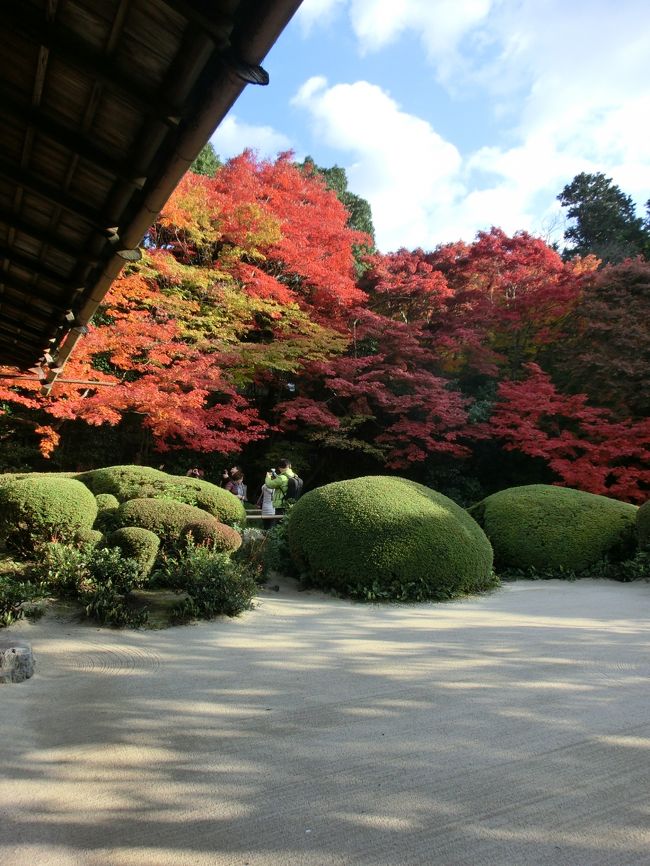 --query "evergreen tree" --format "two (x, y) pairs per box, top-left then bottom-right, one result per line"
(190, 142), (221, 177)
(558, 172), (648, 263)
